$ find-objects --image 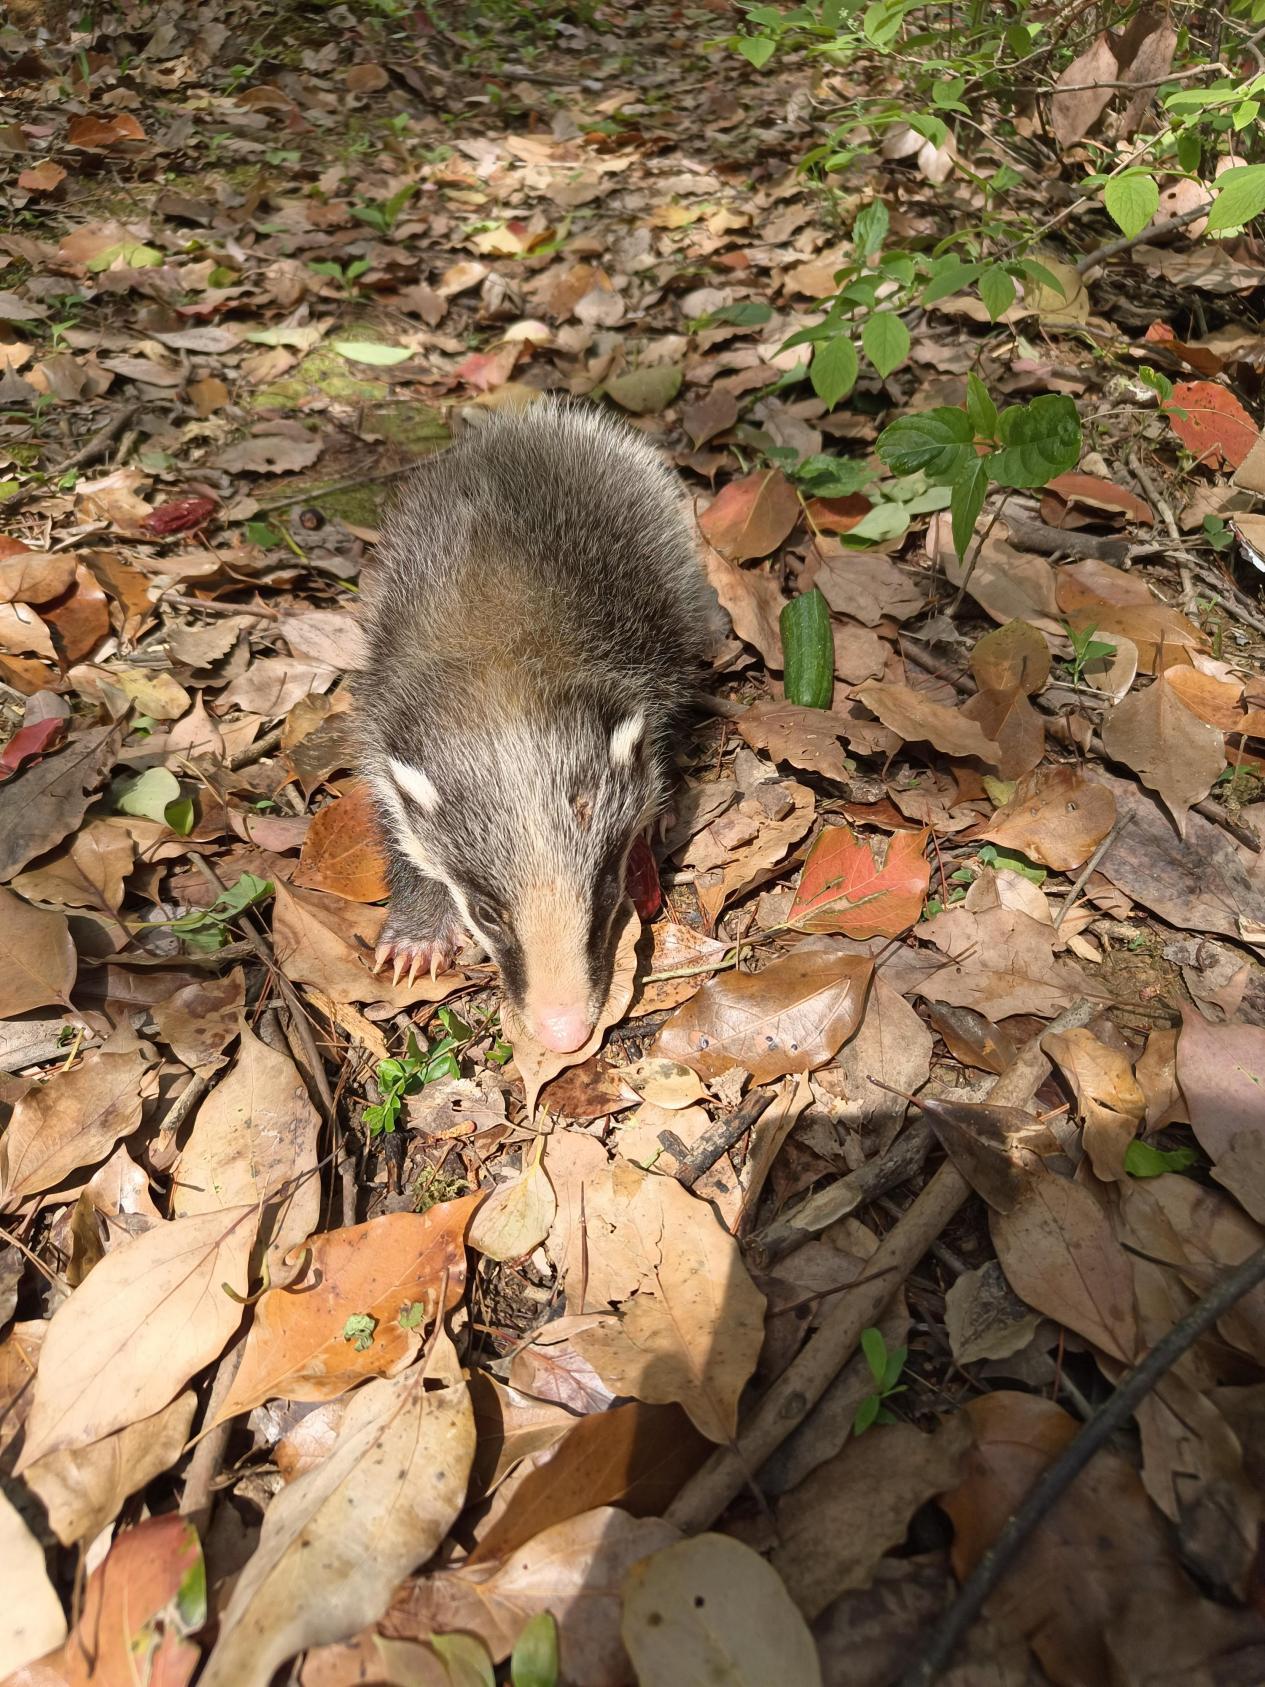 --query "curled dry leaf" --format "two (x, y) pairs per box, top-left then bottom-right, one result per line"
(623, 1534), (821, 1687)
(698, 468), (800, 561)
(214, 1198), (479, 1419)
(992, 1171), (1139, 1363)
(980, 765), (1117, 870)
(693, 779), (816, 929)
(0, 1046), (157, 1208)
(654, 941), (873, 1083)
(788, 824), (929, 939)
(960, 685), (1045, 780)
(200, 1346), (475, 1687)
(151, 968), (245, 1073)
(0, 885), (75, 1018)
(1101, 672), (1226, 834)
(293, 778), (390, 902)
(855, 681), (1002, 765)
(702, 543), (785, 668)
(16, 1204), (256, 1469)
(1044, 1025), (1146, 1182)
